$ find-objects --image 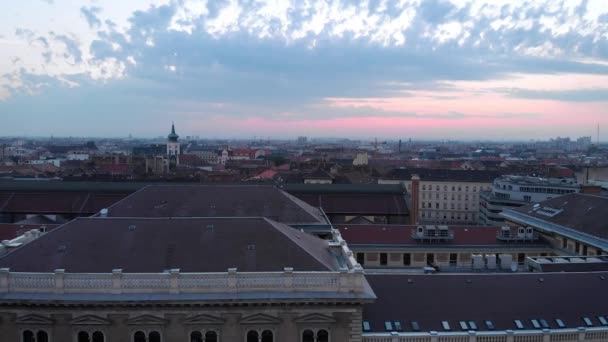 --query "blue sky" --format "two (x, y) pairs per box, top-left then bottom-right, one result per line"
(1, 0), (607, 140)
